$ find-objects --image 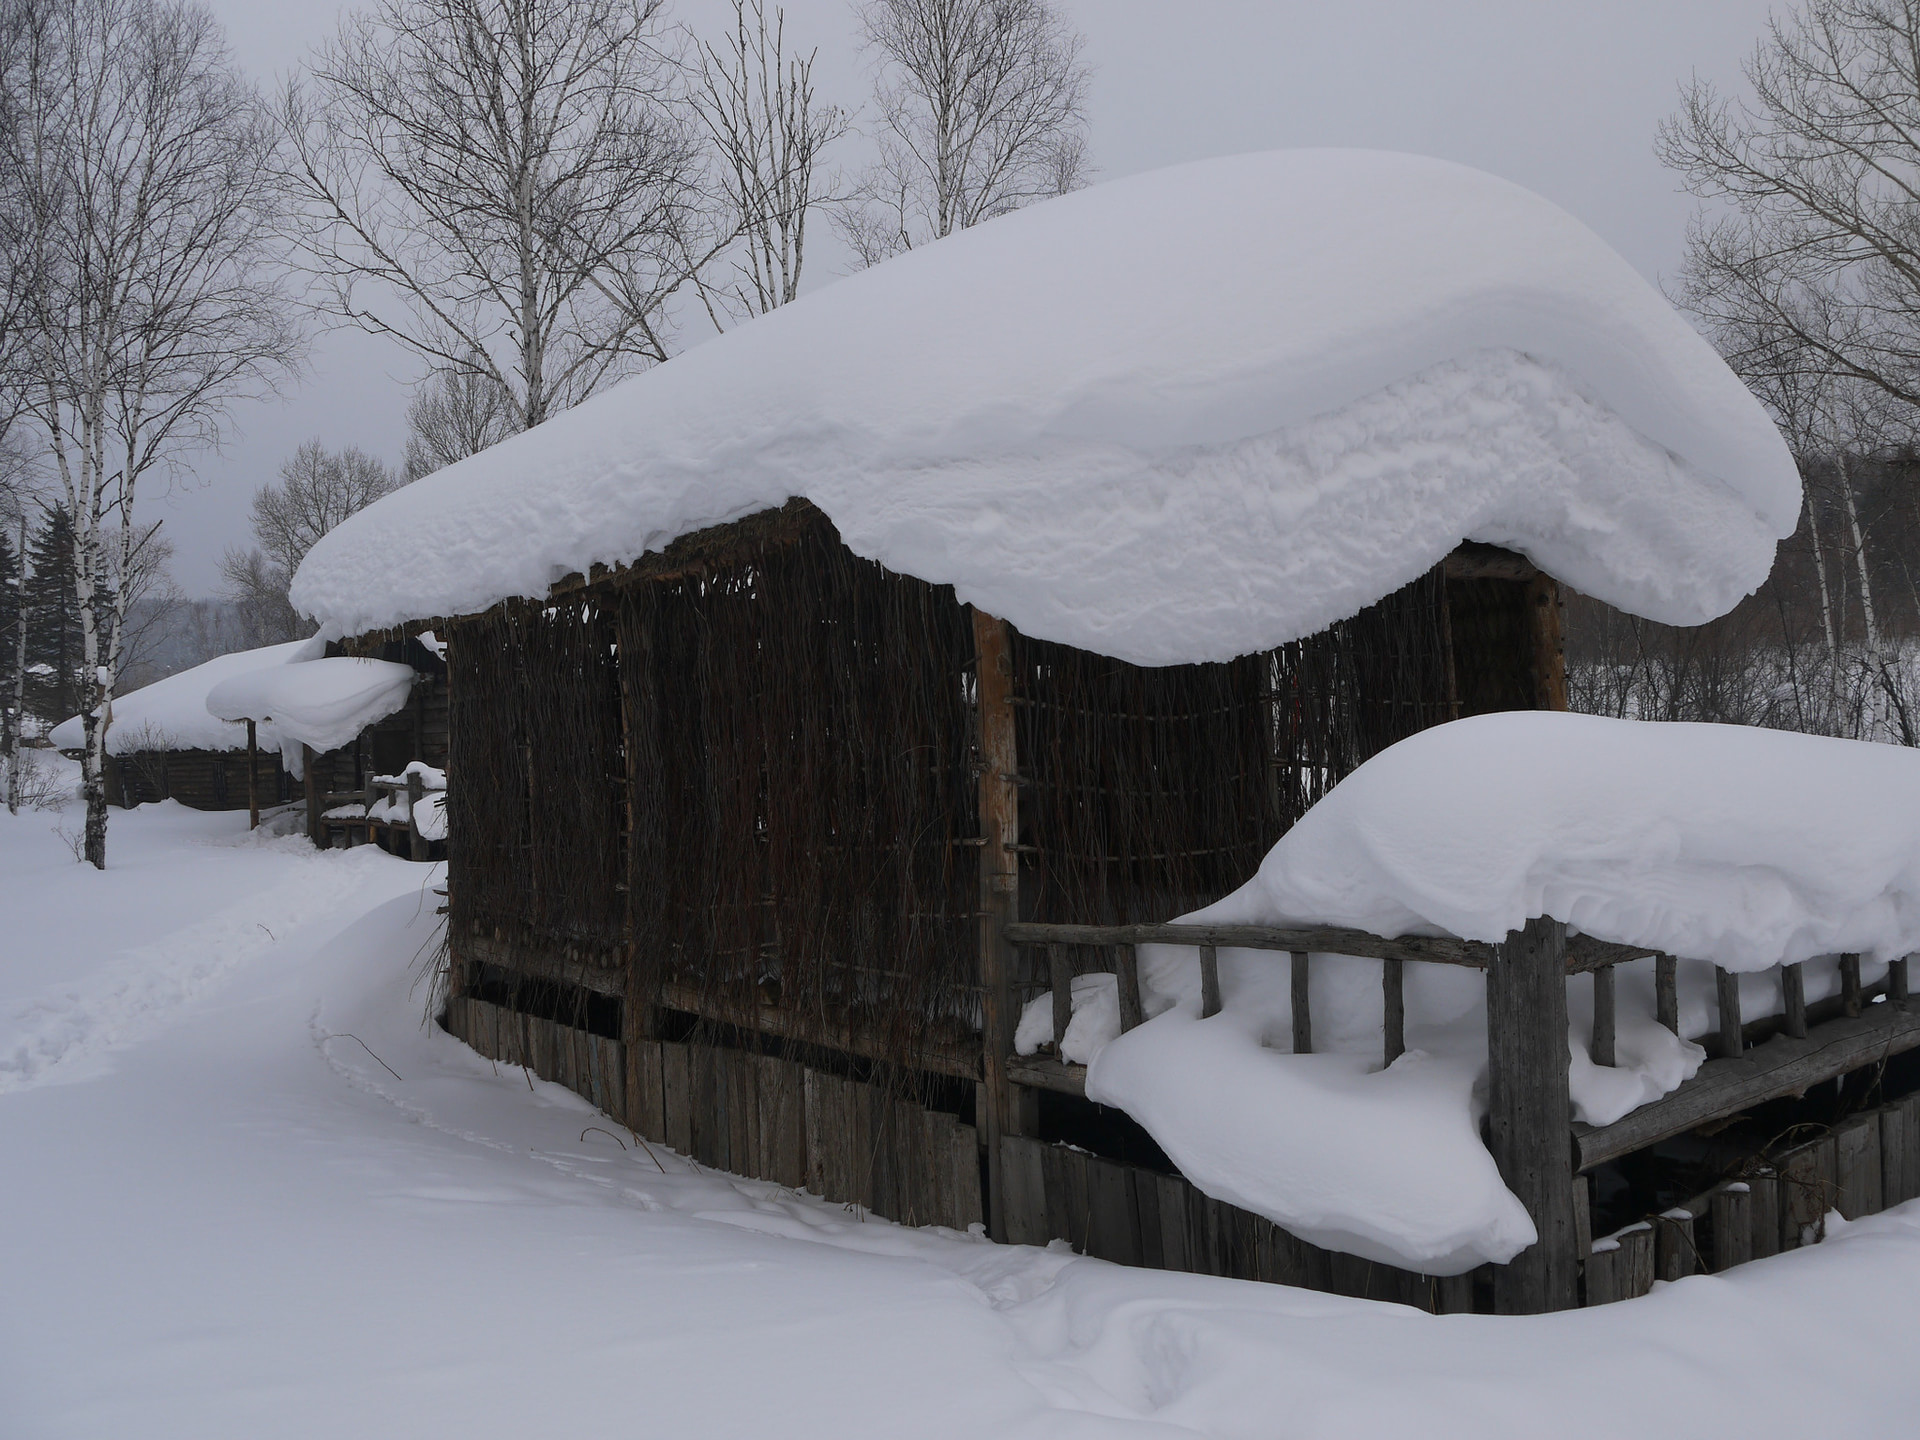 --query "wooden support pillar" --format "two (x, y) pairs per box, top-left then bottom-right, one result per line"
(1590, 963), (1615, 1068)
(1115, 944), (1144, 1032)
(1290, 951), (1312, 1054)
(406, 770), (428, 861)
(1487, 916), (1578, 1314)
(1049, 945), (1072, 1052)
(1782, 962), (1807, 1039)
(1383, 958), (1405, 1066)
(1655, 953), (1678, 1035)
(1526, 573), (1568, 712)
(1199, 944), (1221, 1020)
(303, 744), (321, 847)
(971, 607), (1021, 1241)
(245, 720), (259, 831)
(1716, 967), (1743, 1059)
